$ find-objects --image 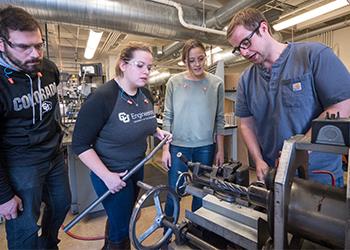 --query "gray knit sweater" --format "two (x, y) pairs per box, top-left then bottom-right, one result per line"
(163, 72), (225, 147)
